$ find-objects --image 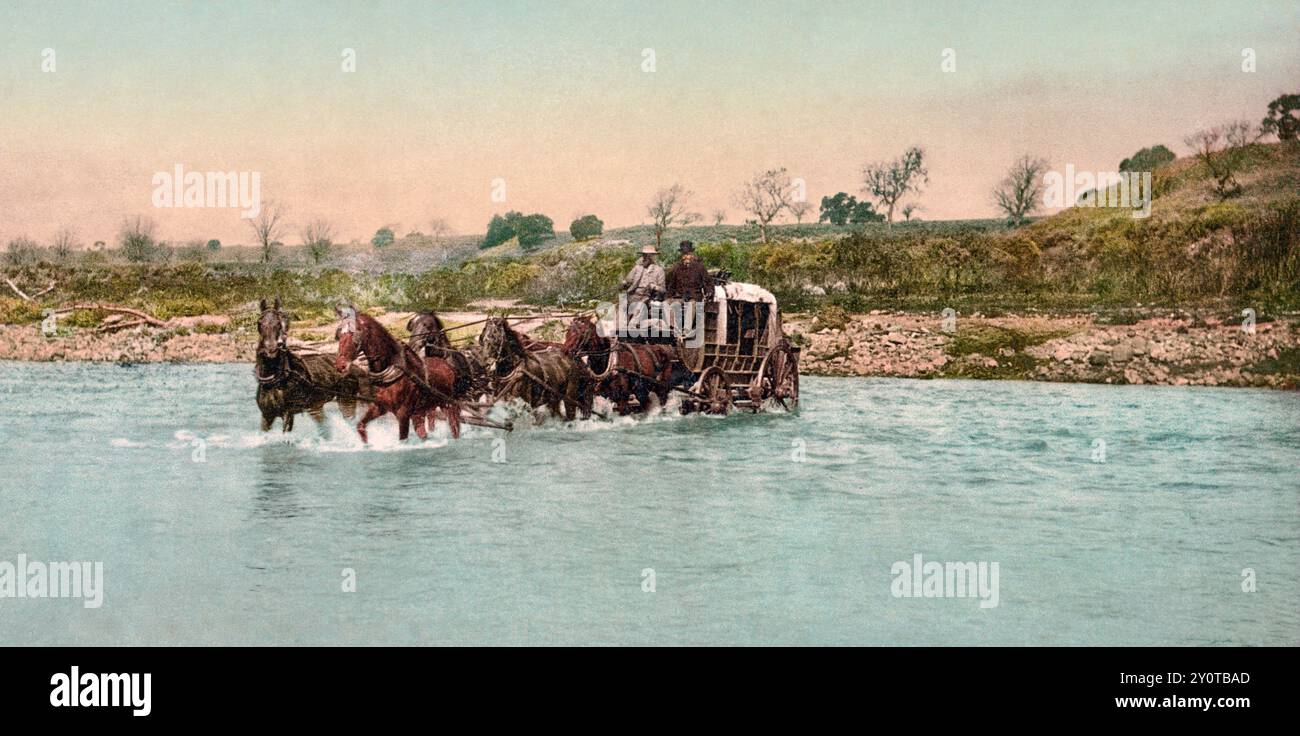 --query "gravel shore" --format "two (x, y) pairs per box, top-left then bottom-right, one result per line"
(784, 311), (1300, 389)
(3, 311), (1298, 389)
